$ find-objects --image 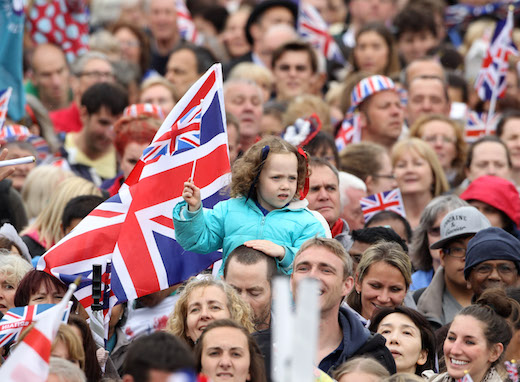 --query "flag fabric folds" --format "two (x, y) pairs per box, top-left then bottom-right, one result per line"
(37, 64), (230, 316)
(360, 188), (406, 222)
(297, 2), (346, 64)
(474, 7), (518, 101)
(0, 285), (76, 381)
(335, 114), (361, 151)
